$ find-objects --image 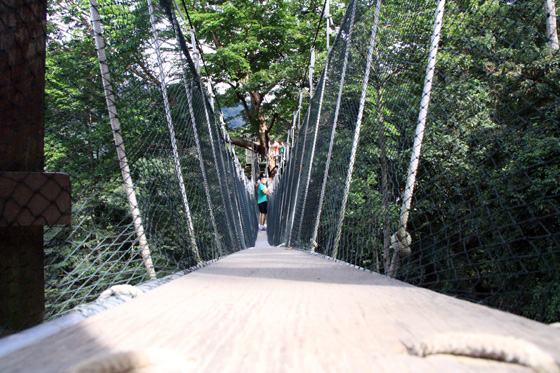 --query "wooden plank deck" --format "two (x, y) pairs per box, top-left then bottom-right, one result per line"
(1, 232), (559, 372)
